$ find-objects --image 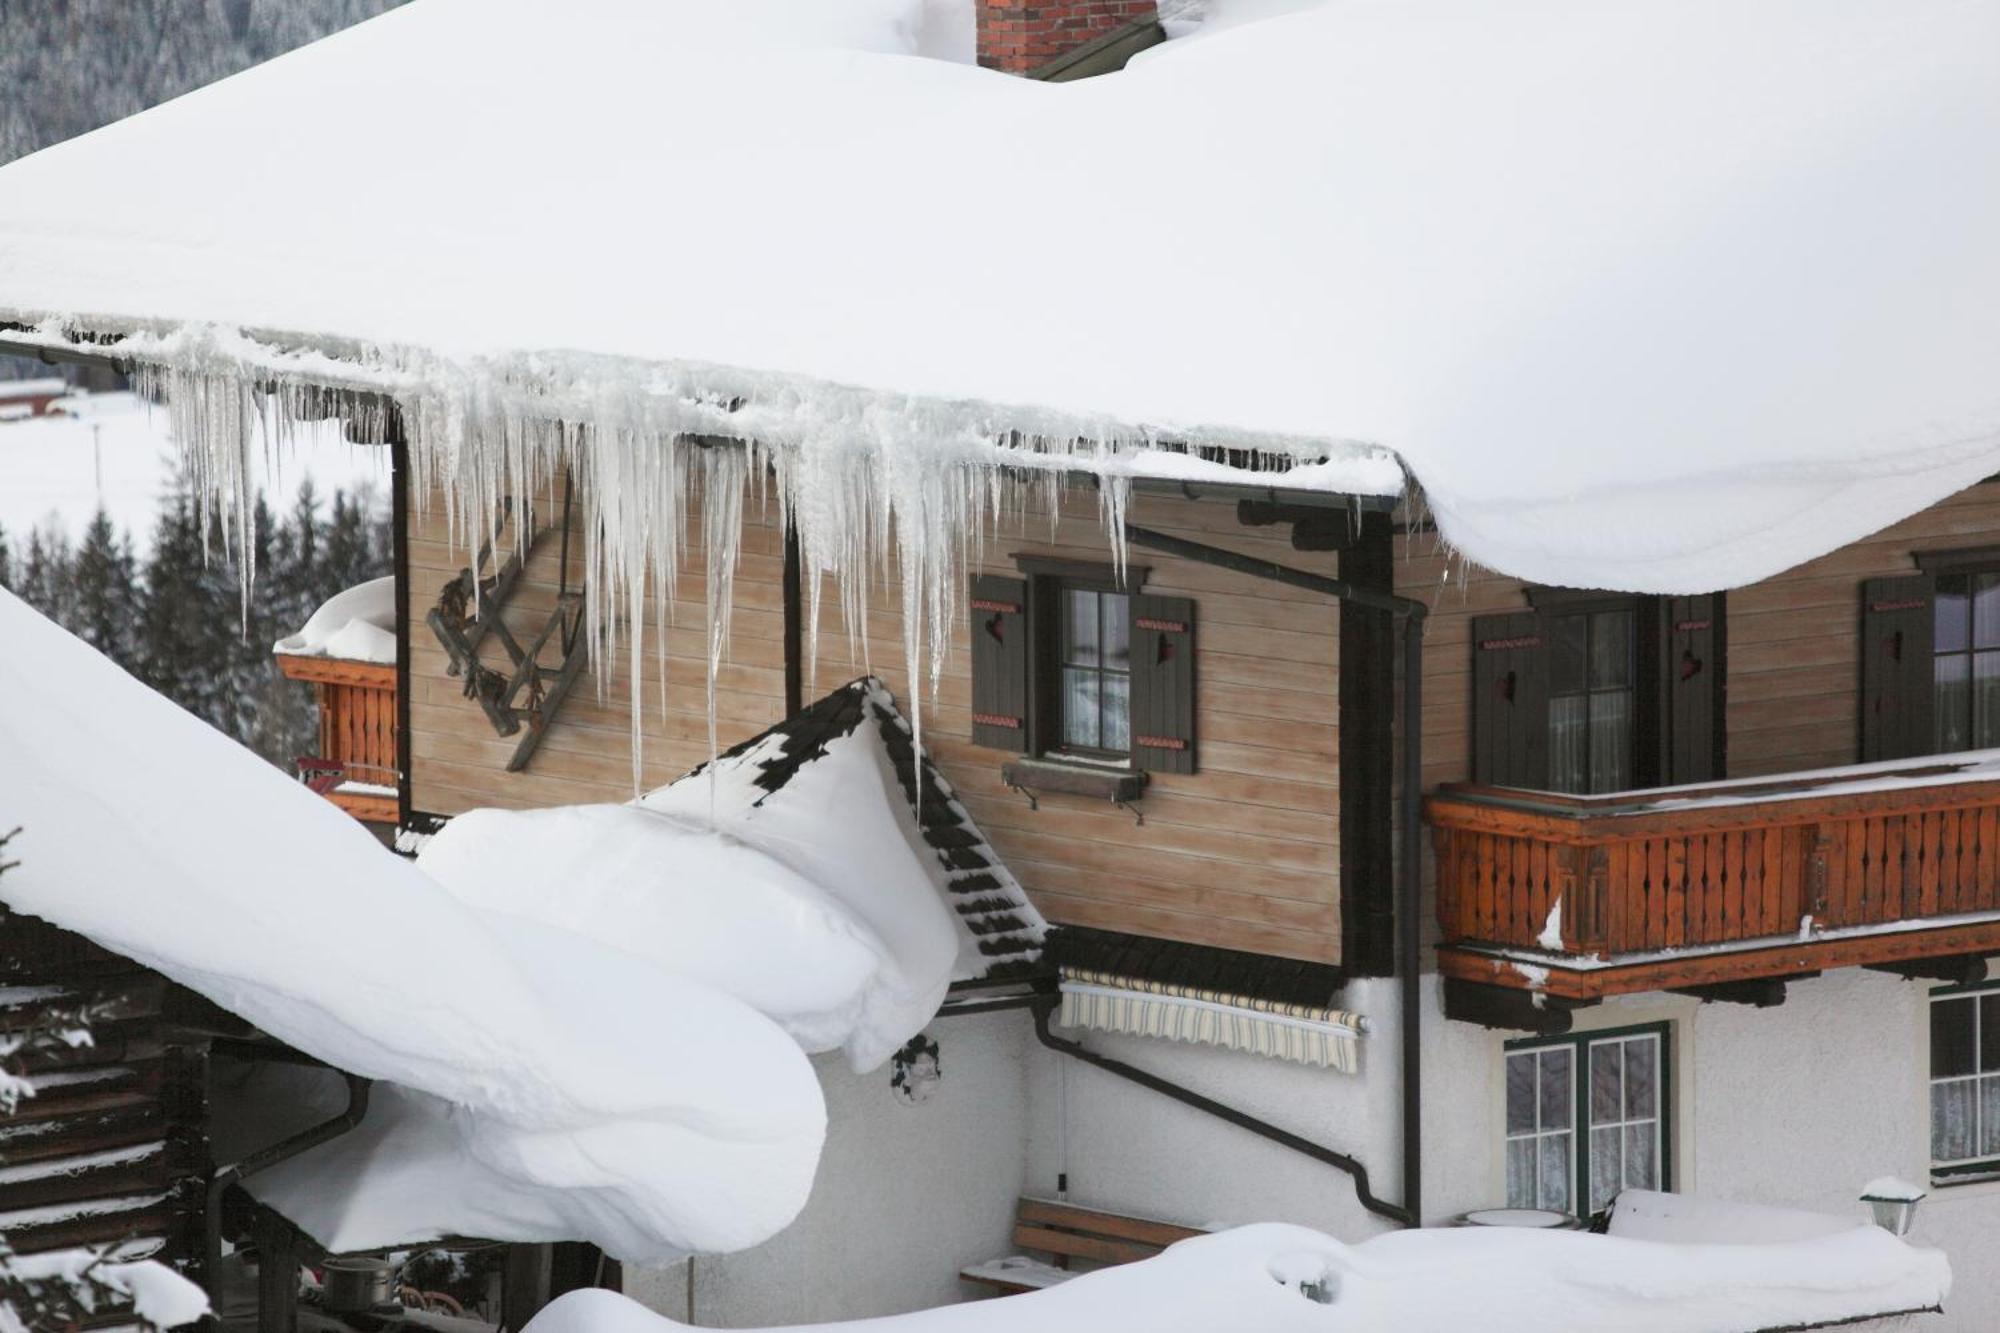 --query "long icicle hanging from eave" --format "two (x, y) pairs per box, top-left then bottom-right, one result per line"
(104, 322), (1389, 786)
